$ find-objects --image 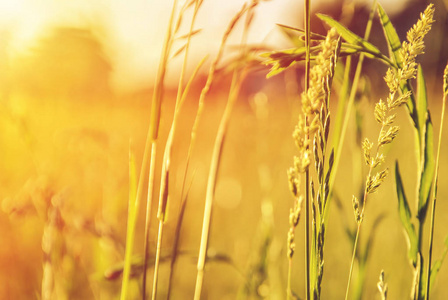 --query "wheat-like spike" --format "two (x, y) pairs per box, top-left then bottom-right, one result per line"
(362, 138), (373, 166)
(366, 169), (389, 194)
(352, 195), (363, 224)
(378, 126), (400, 146)
(400, 4), (434, 82)
(288, 27), (340, 300)
(374, 100), (387, 124)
